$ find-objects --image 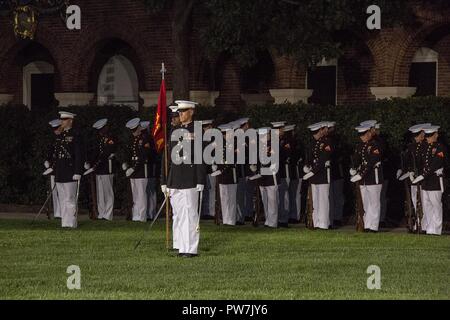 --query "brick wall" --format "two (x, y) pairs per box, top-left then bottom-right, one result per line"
(1, 1), (450, 109)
